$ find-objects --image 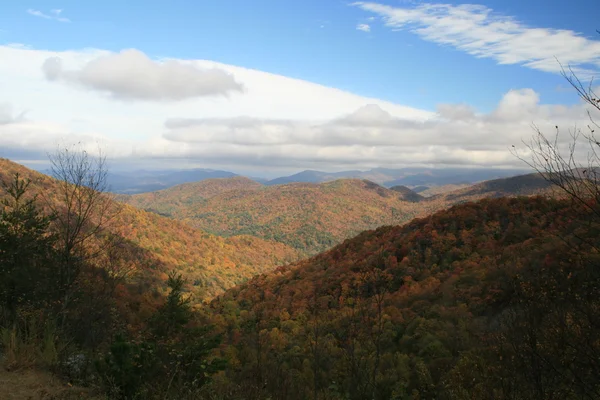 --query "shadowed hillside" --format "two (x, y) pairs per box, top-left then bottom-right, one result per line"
(389, 185), (424, 202)
(437, 172), (555, 204)
(206, 196), (600, 399)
